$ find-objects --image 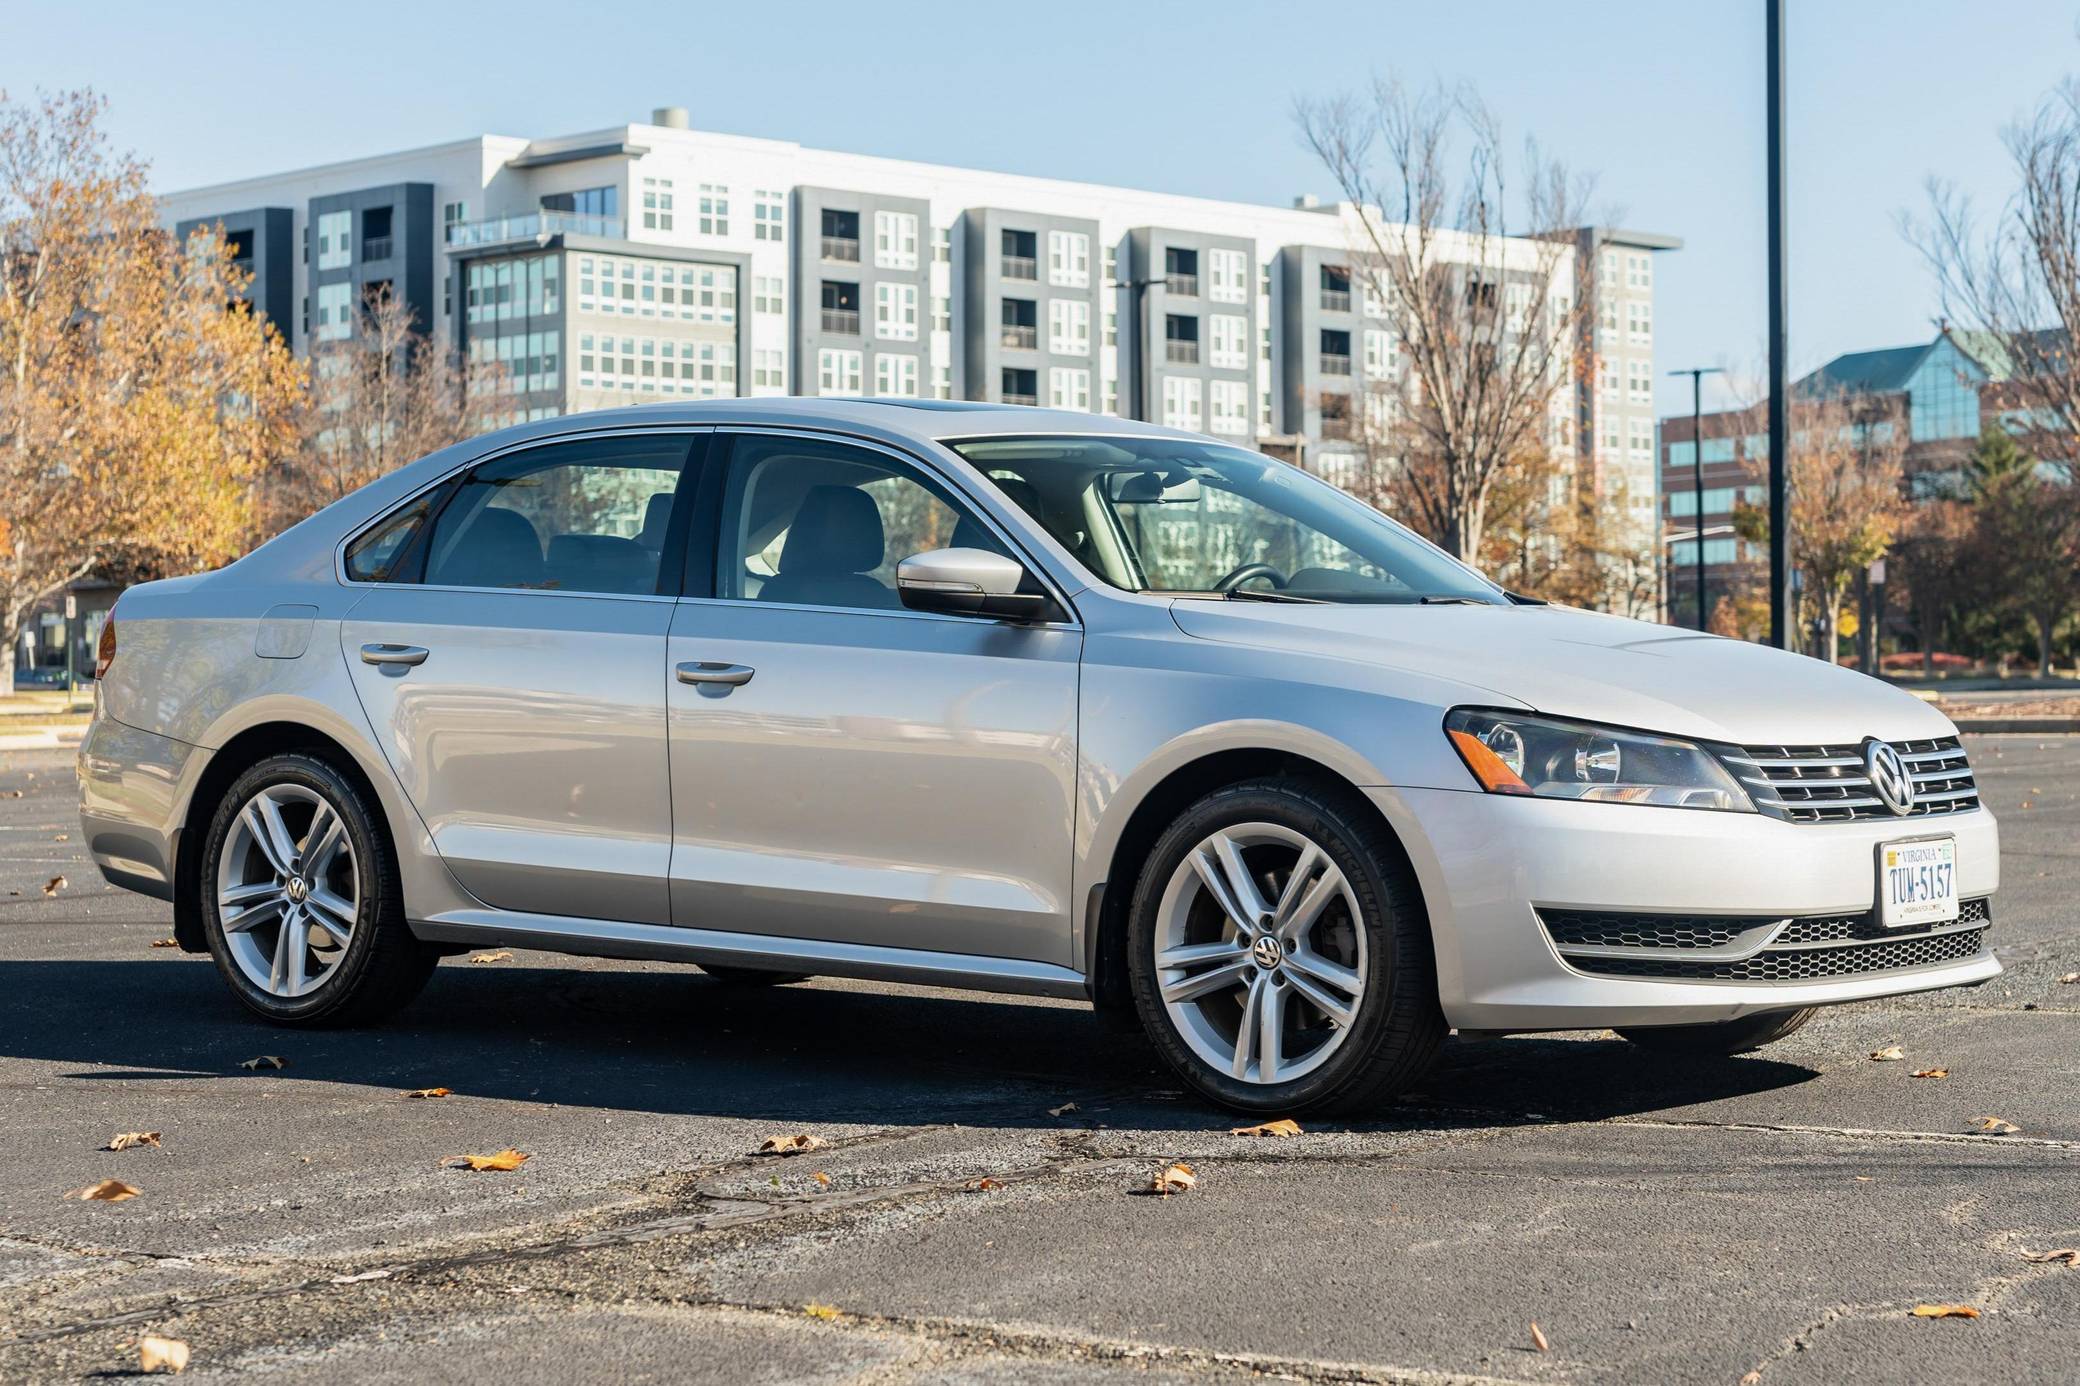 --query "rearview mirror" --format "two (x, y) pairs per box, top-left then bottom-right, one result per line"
(896, 548), (1057, 623)
(1107, 470), (1204, 505)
